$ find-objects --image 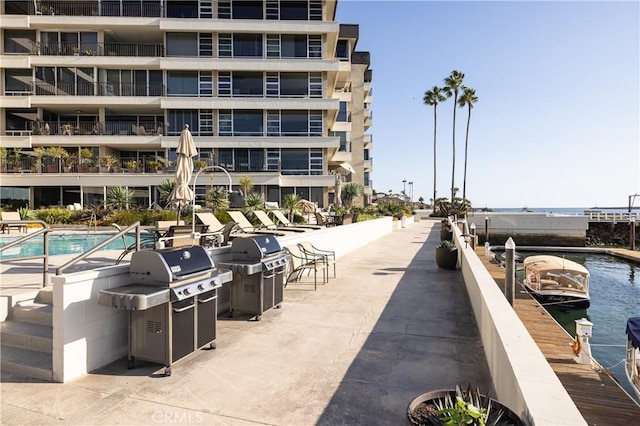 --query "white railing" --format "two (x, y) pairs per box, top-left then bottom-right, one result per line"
(585, 212), (640, 222)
